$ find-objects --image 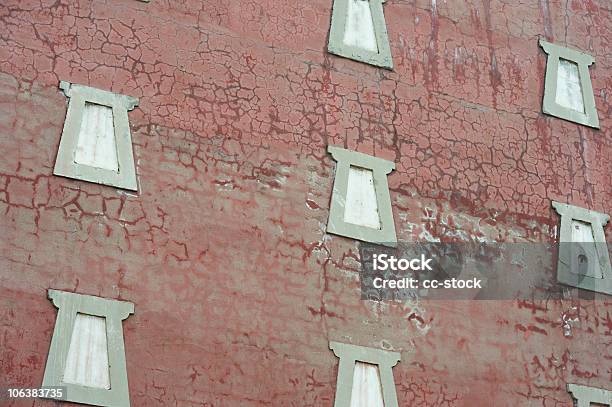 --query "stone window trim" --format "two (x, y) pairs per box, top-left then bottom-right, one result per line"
(54, 81), (139, 191)
(328, 0), (393, 69)
(539, 39), (599, 128)
(552, 201), (612, 295)
(567, 384), (611, 407)
(329, 341), (401, 407)
(327, 145), (397, 247)
(42, 289), (134, 407)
